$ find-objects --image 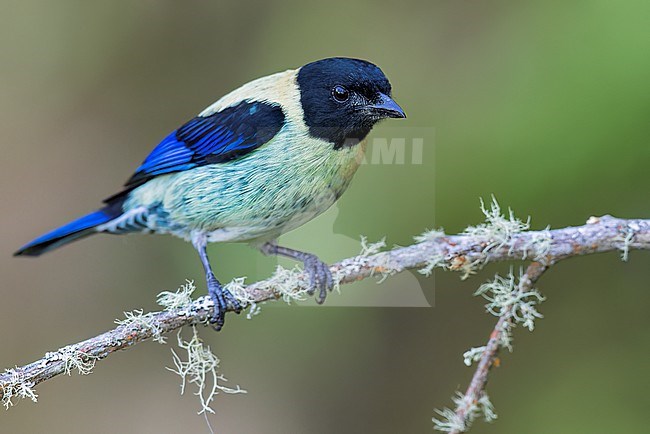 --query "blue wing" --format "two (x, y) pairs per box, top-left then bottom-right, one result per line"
(124, 100), (285, 189)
